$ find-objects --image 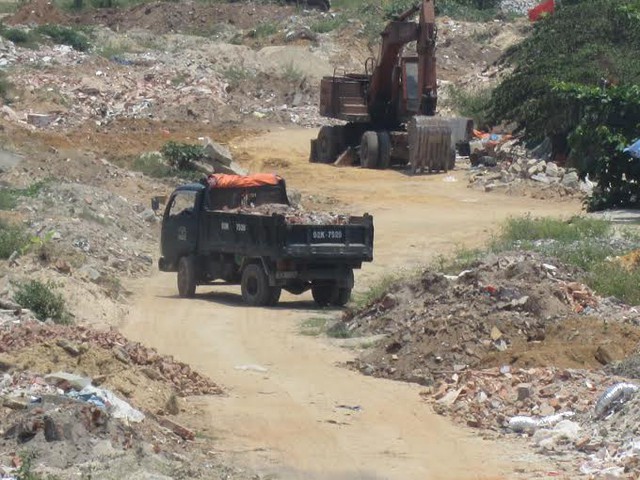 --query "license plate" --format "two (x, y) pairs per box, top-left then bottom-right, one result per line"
(311, 229), (344, 242)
